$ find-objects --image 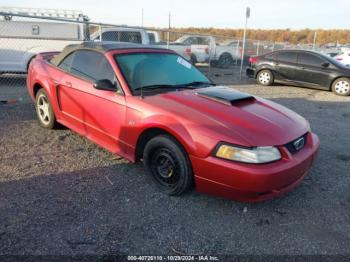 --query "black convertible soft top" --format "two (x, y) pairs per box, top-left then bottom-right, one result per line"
(51, 41), (169, 66)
